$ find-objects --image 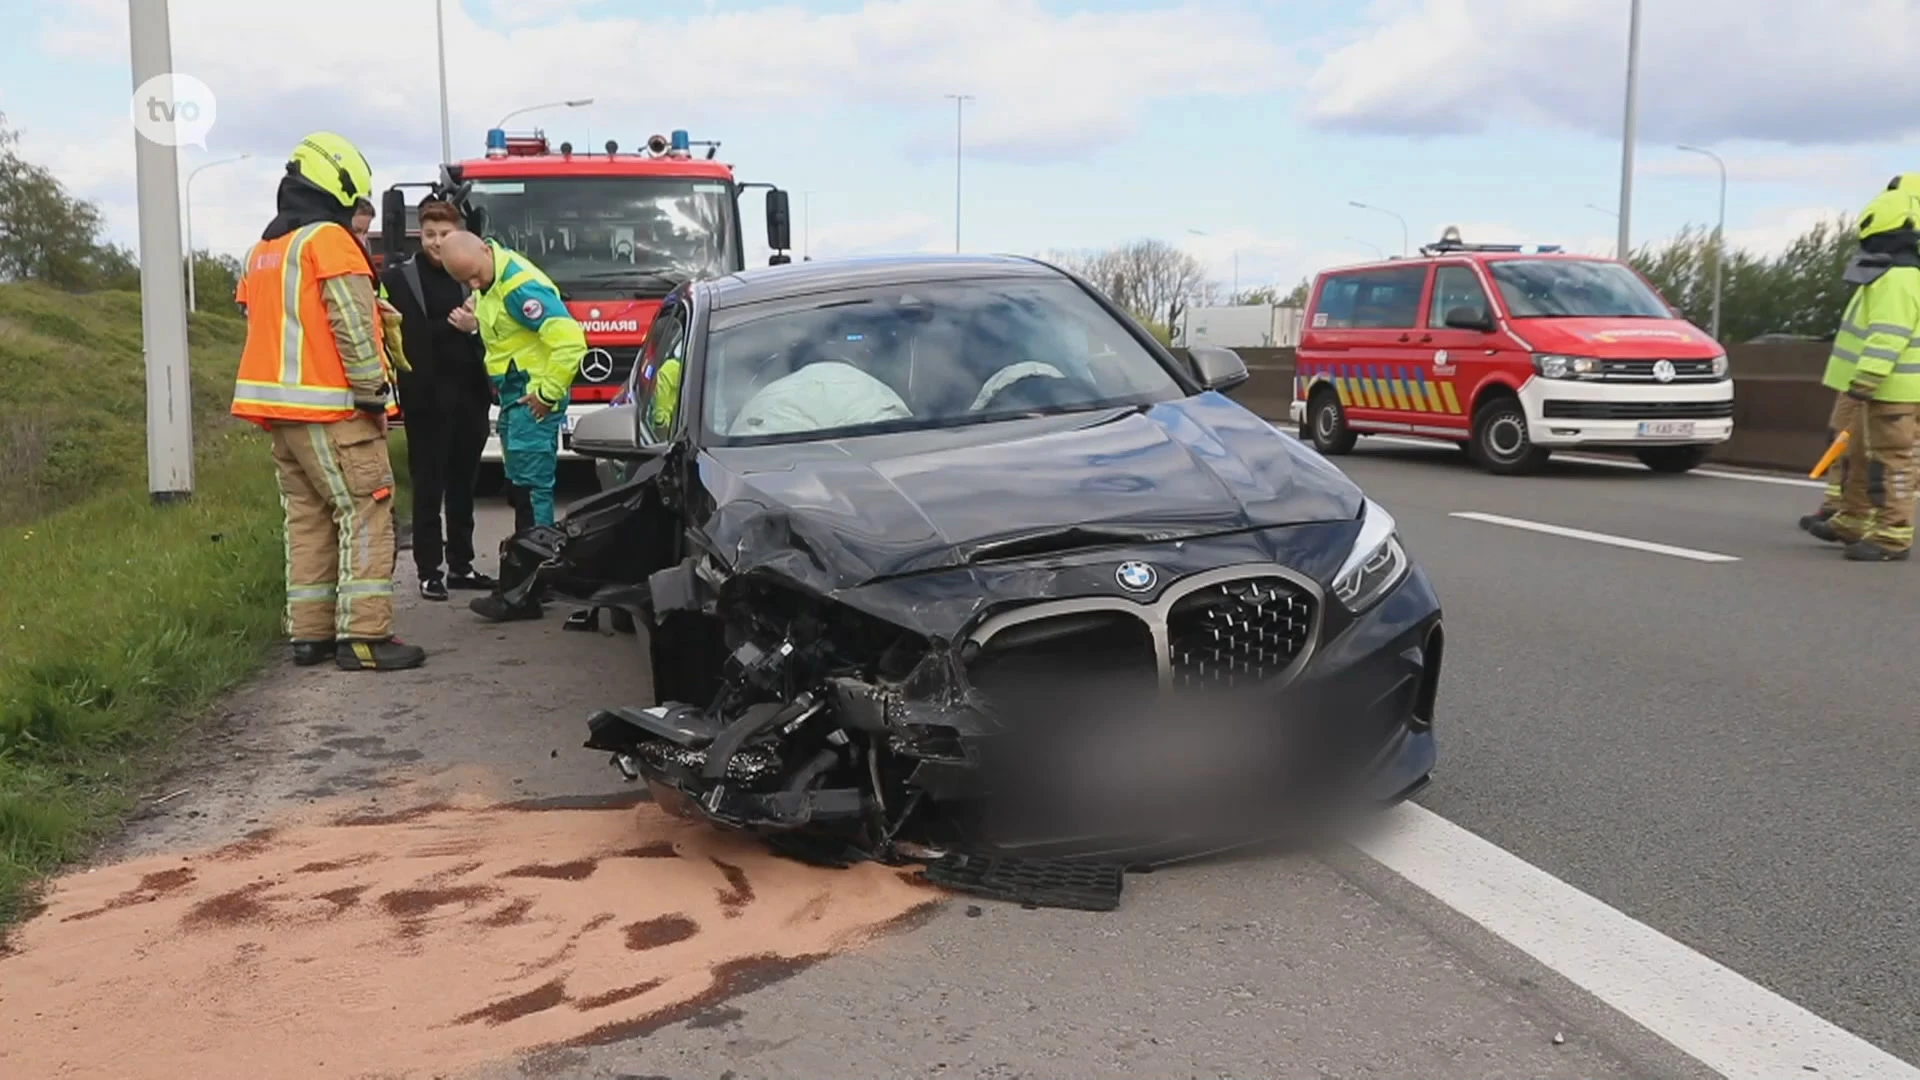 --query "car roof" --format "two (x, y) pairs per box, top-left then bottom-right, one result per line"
(703, 253), (1063, 310)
